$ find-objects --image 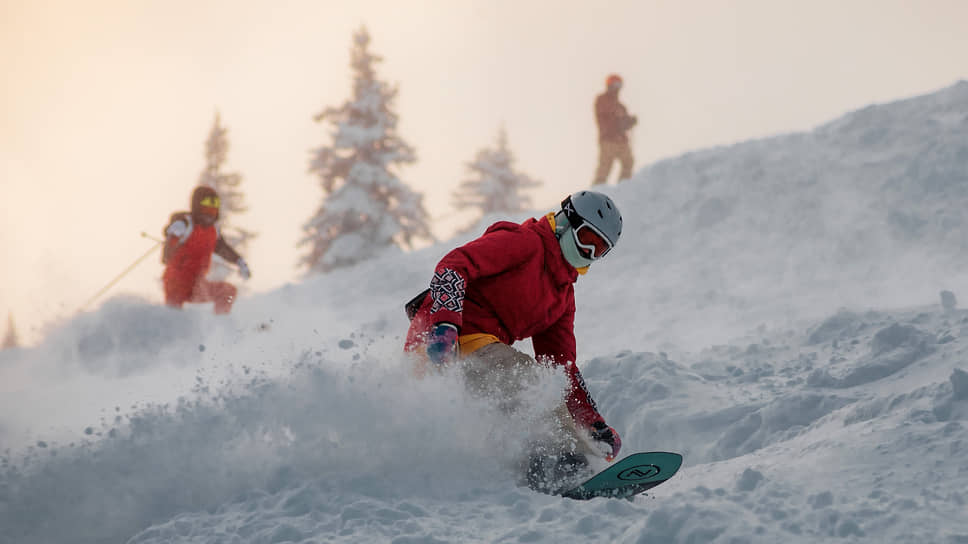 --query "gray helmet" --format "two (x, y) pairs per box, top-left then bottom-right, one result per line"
(556, 191), (622, 268)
